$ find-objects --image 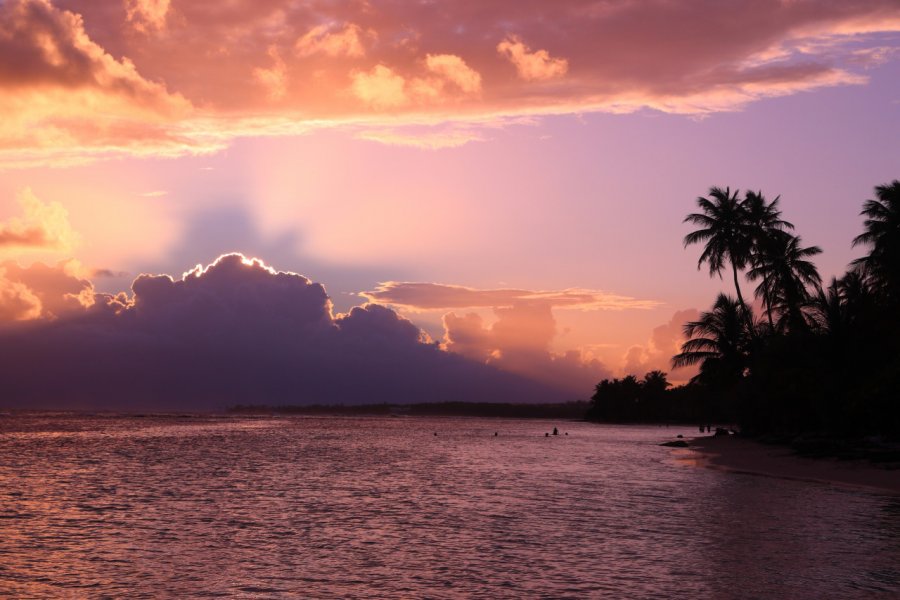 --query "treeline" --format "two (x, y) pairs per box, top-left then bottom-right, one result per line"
(585, 371), (712, 423)
(589, 181), (900, 438)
